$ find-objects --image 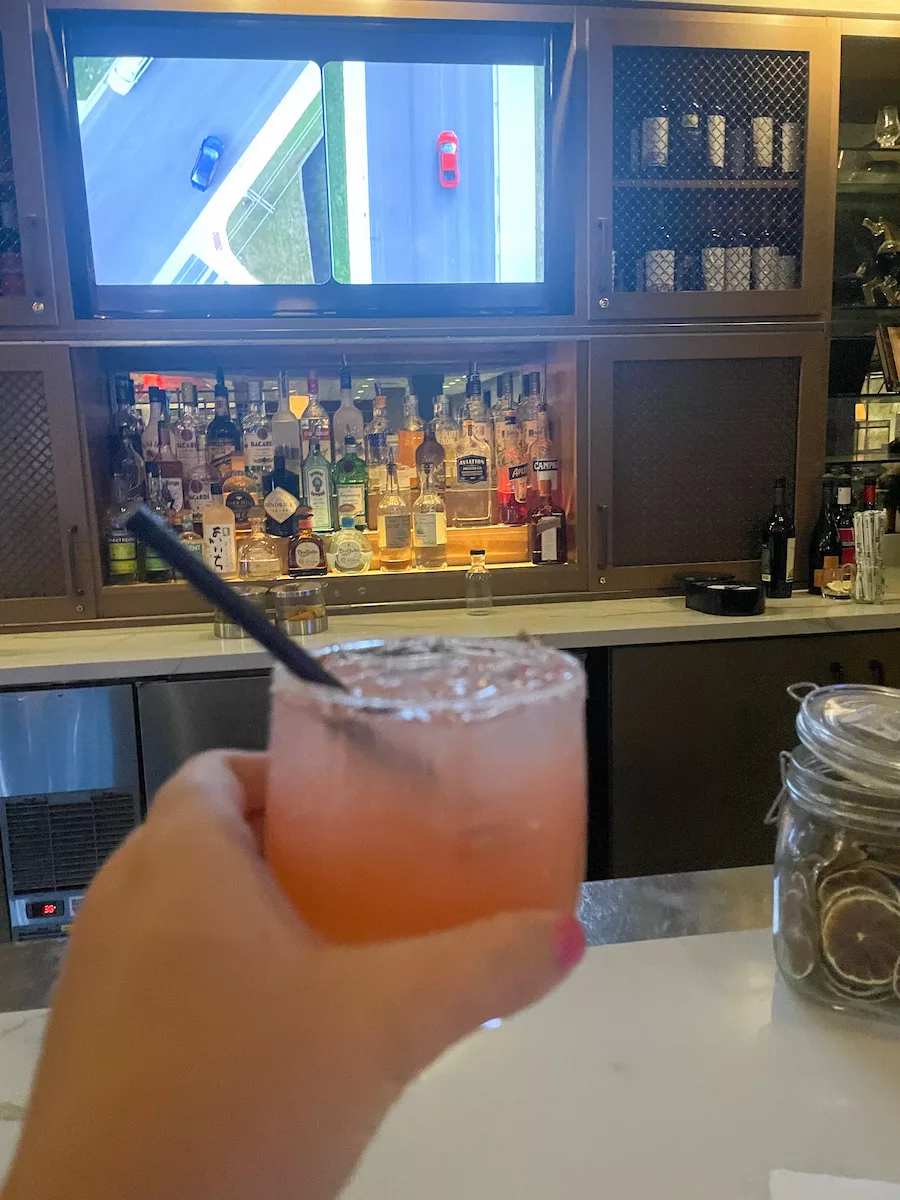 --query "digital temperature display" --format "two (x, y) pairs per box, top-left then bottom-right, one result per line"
(25, 900), (63, 920)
